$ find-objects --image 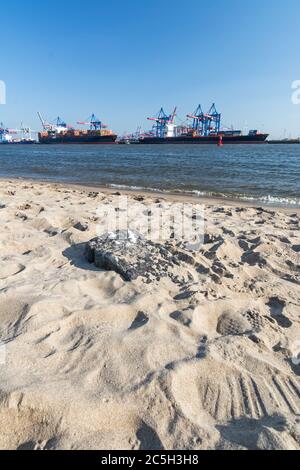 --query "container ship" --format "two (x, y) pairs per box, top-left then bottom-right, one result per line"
(38, 113), (117, 144)
(129, 104), (269, 144)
